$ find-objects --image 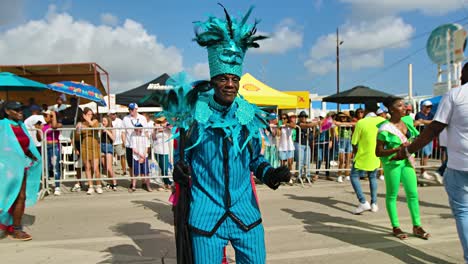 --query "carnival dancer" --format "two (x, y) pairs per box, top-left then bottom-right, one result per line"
(0, 101), (42, 241)
(393, 62), (468, 262)
(148, 5), (292, 263)
(376, 96), (430, 240)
